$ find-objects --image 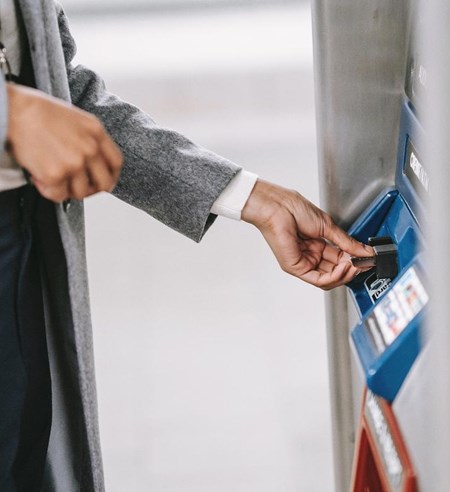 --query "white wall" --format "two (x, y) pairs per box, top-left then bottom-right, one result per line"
(62, 0), (301, 15)
(66, 3), (334, 491)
